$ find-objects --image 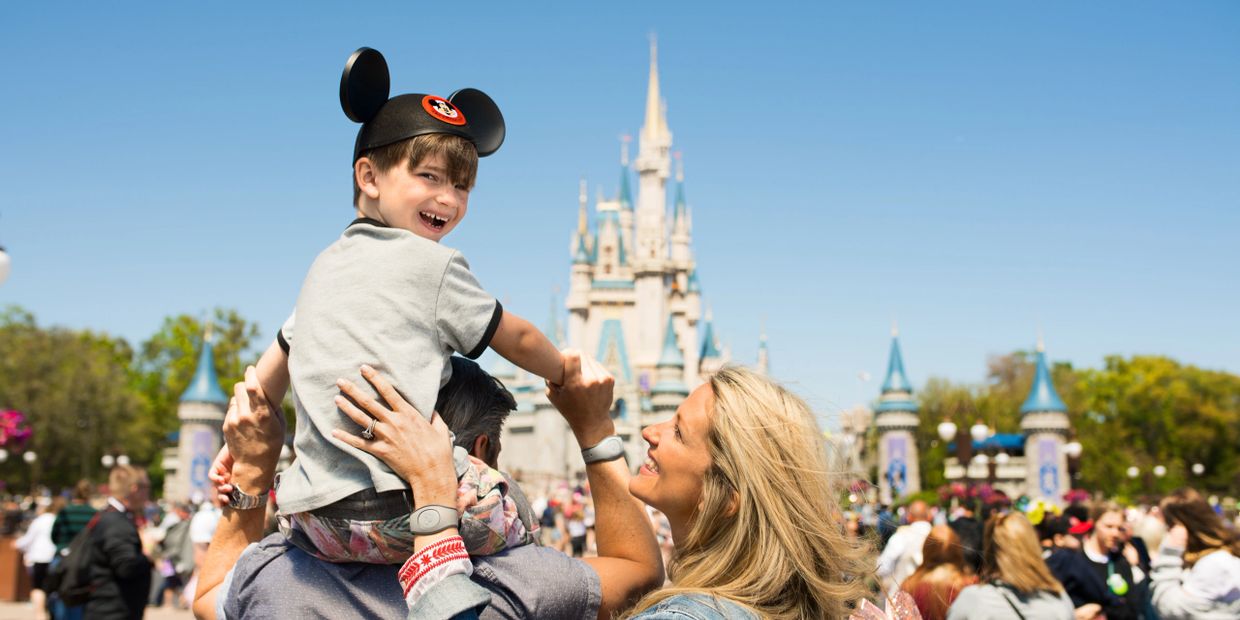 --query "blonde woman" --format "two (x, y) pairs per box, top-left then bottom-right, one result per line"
(361, 357), (874, 618)
(1151, 488), (1240, 619)
(946, 513), (1072, 620)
